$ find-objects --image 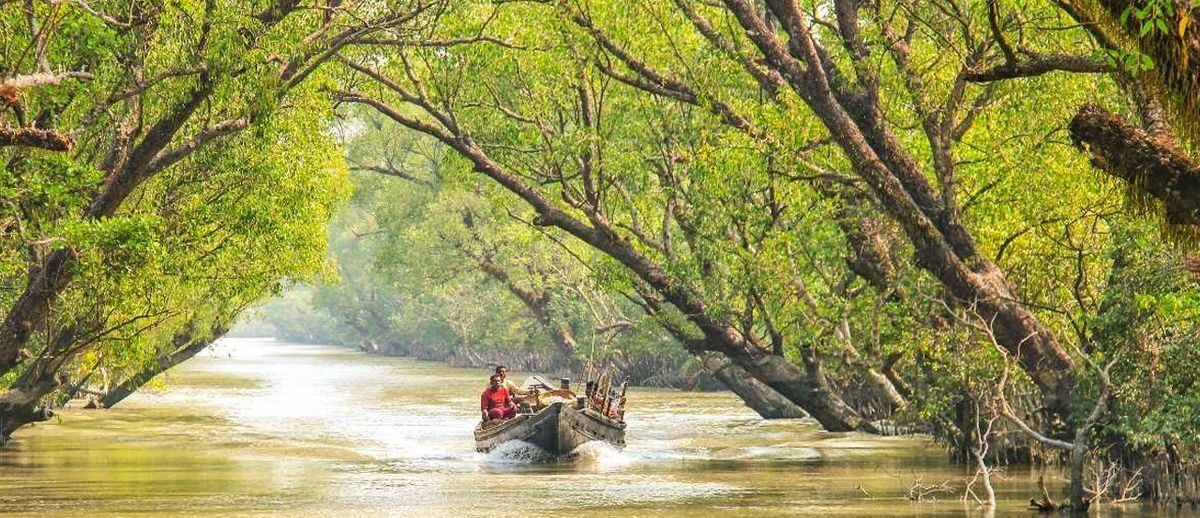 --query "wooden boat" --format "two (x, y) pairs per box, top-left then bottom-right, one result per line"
(474, 399), (626, 455)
